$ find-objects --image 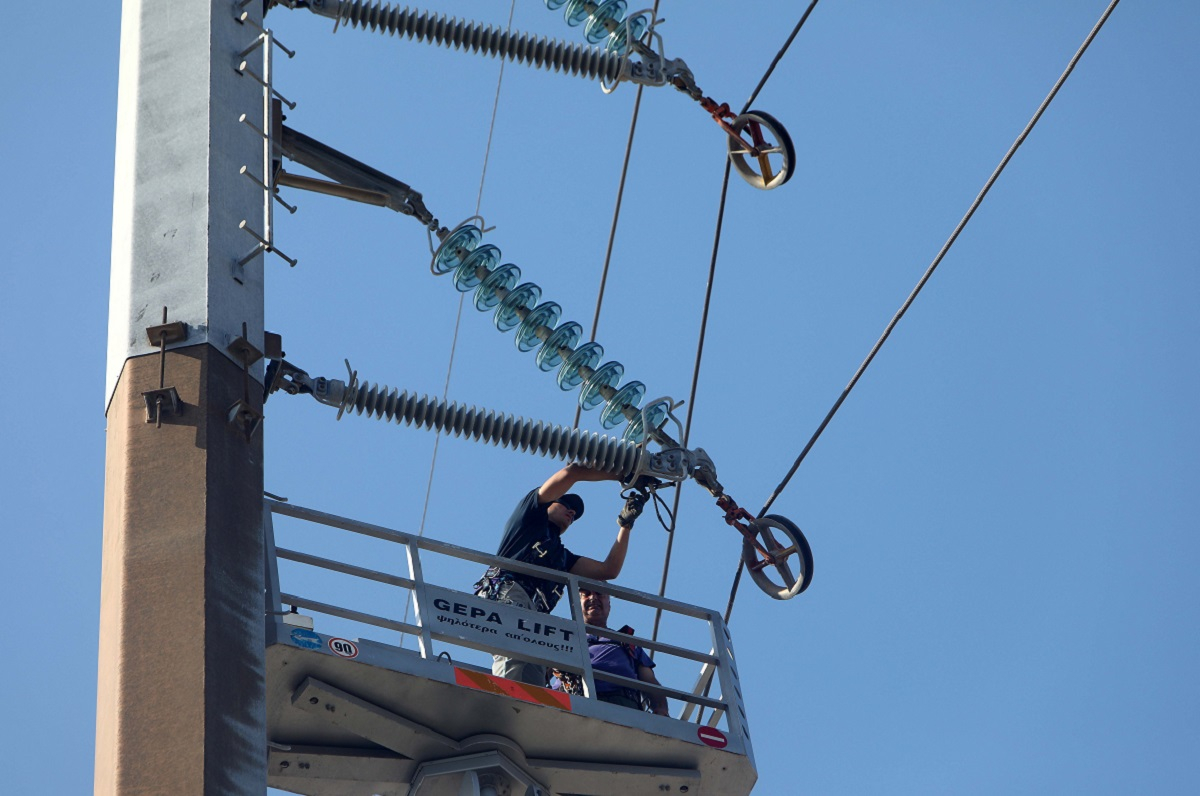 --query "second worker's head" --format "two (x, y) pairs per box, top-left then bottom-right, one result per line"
(547, 493), (585, 532)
